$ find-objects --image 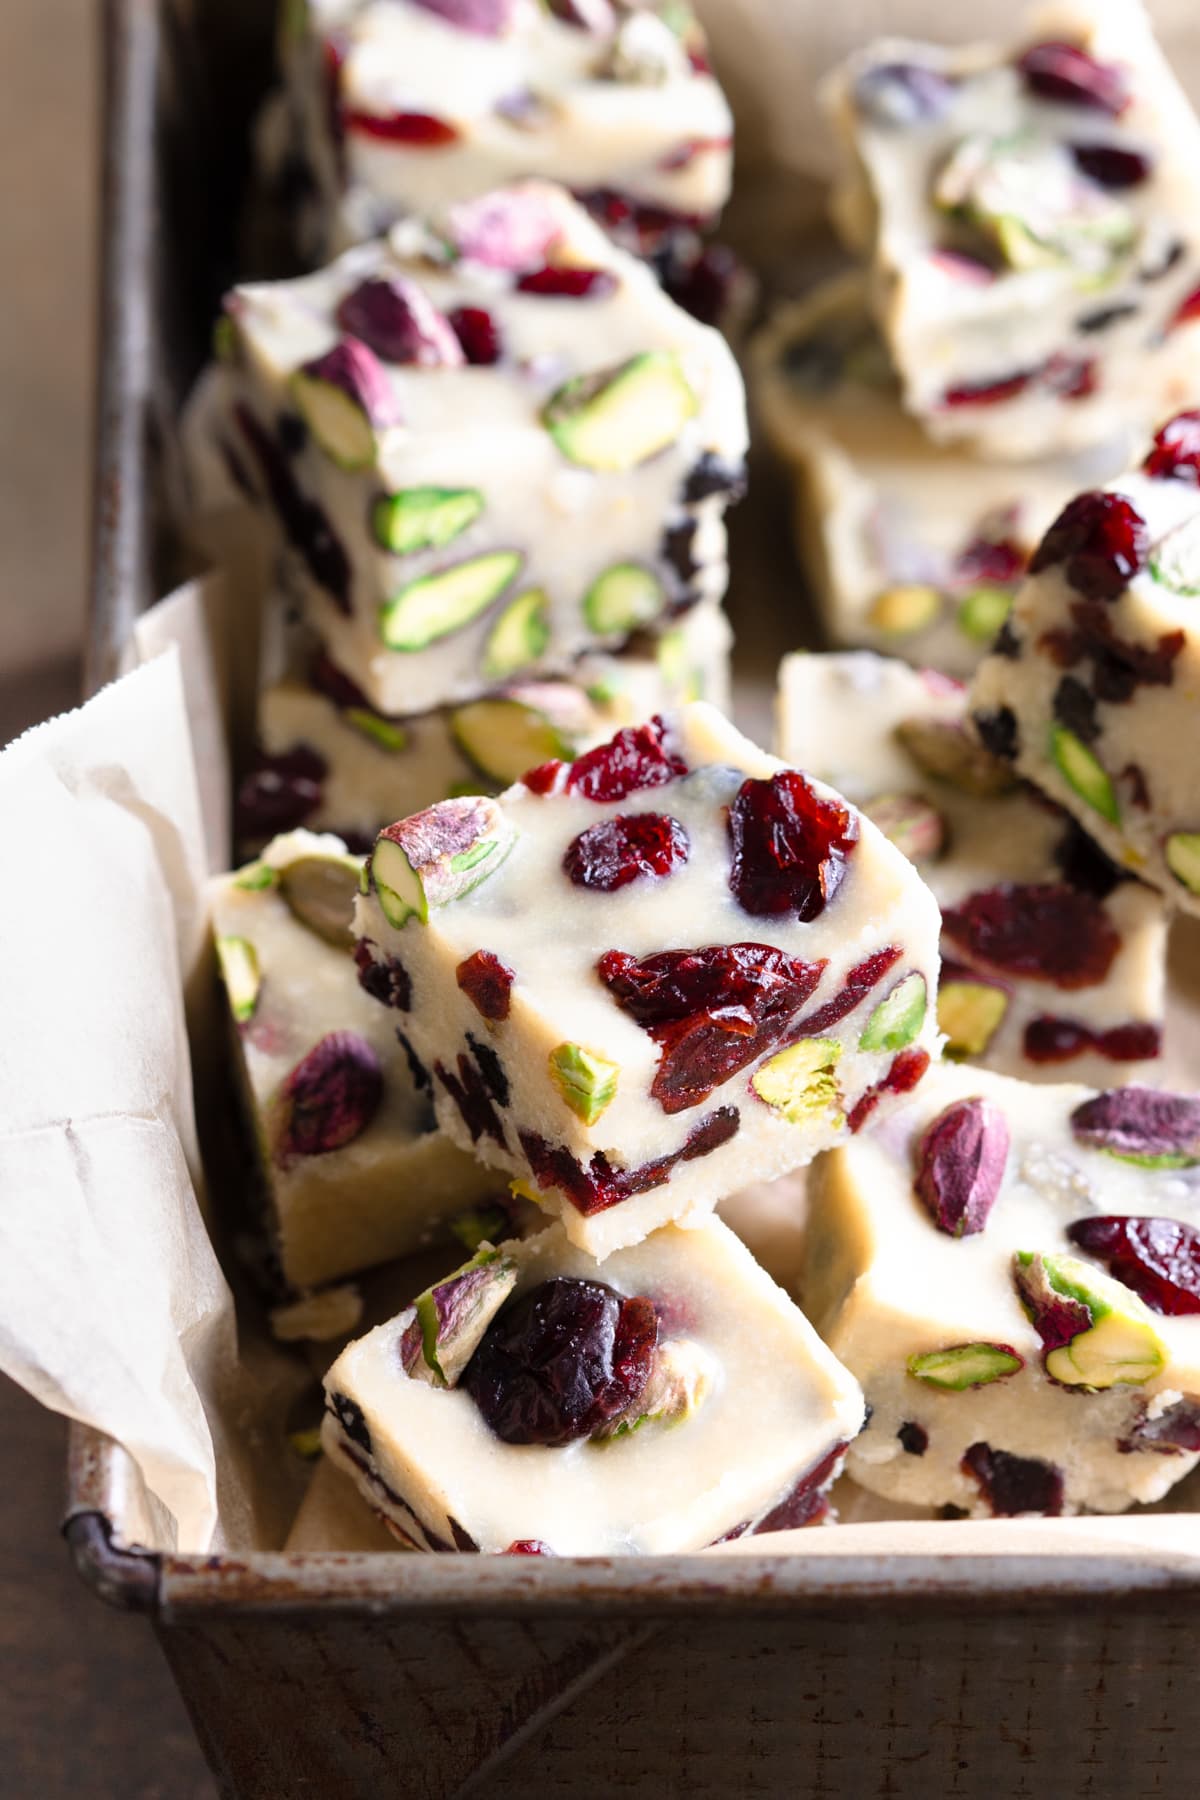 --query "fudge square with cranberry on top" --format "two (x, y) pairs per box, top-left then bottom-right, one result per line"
(804, 1062), (1200, 1518)
(273, 0), (732, 264)
(352, 702), (943, 1257)
(778, 651), (1167, 1087)
(970, 410), (1200, 917)
(204, 180), (746, 717)
(823, 1), (1200, 460)
(322, 1212), (865, 1554)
